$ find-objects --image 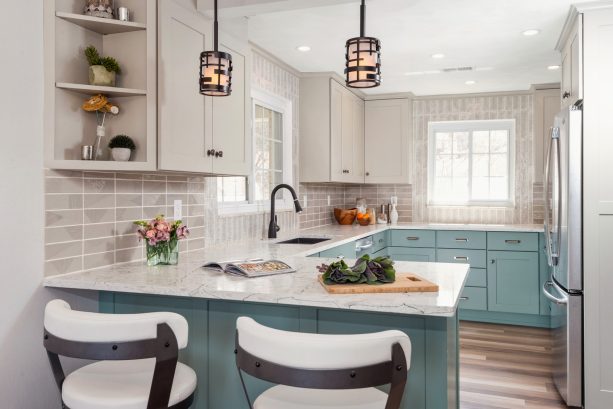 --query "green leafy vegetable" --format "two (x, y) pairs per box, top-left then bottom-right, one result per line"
(317, 255), (396, 285)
